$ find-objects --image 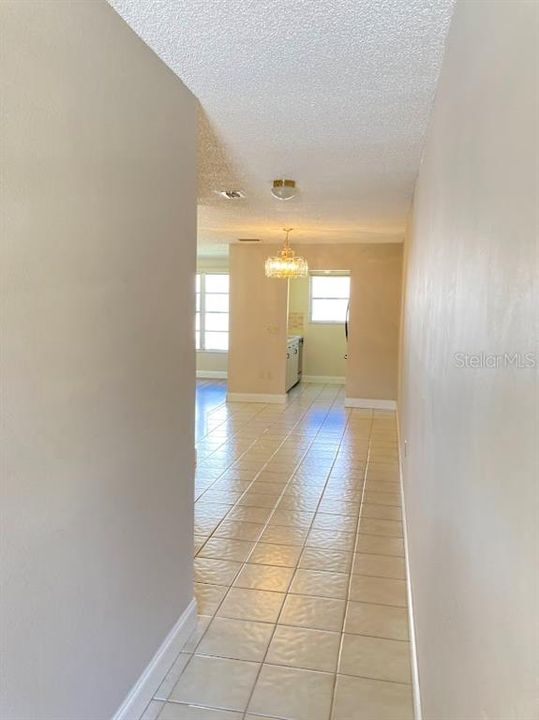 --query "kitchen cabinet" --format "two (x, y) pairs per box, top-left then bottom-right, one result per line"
(286, 336), (303, 391)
